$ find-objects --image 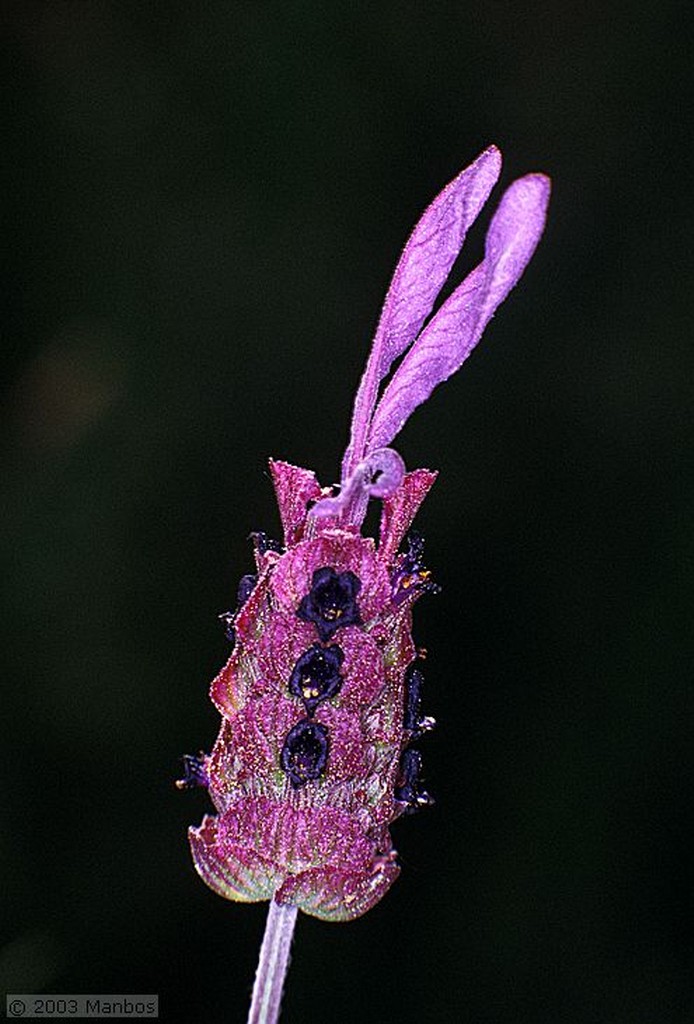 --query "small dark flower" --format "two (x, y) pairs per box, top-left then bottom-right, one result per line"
(175, 752), (210, 790)
(392, 532), (441, 605)
(218, 611), (236, 644)
(218, 571), (260, 644)
(404, 666), (436, 737)
(280, 719), (330, 788)
(289, 643), (344, 715)
(297, 566), (362, 640)
(394, 749), (434, 813)
(251, 531), (283, 556)
(237, 574), (257, 607)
